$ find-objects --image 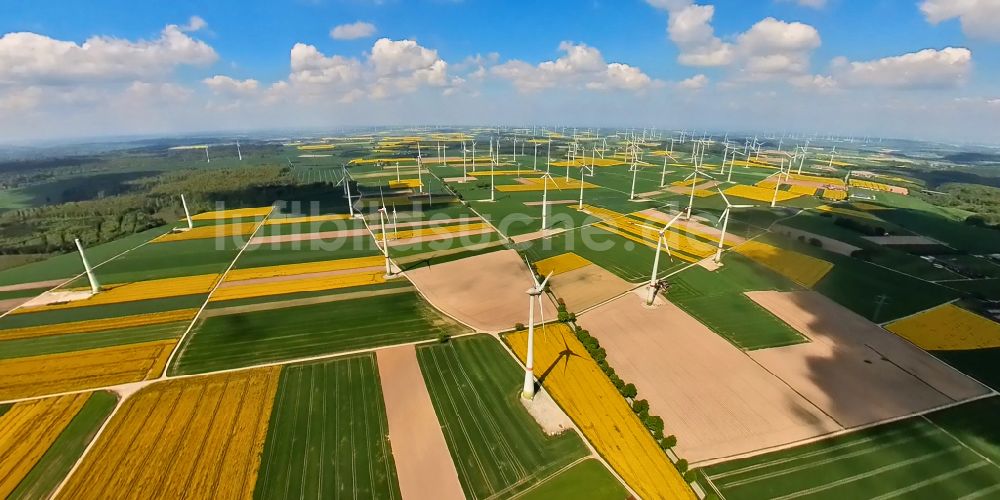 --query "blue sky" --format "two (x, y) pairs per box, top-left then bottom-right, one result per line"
(1, 0), (998, 143)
